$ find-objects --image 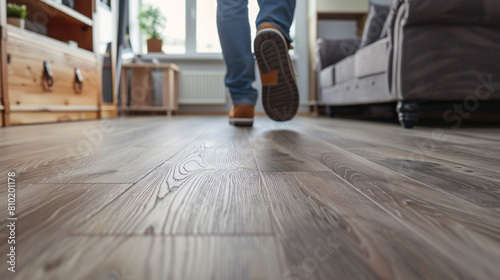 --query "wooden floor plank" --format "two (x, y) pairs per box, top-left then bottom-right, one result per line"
(313, 118), (500, 146)
(250, 127), (500, 279)
(347, 146), (500, 208)
(1, 116), (499, 279)
(289, 120), (500, 209)
(74, 127), (268, 235)
(304, 117), (500, 152)
(0, 118), (208, 187)
(0, 117), (161, 160)
(38, 147), (181, 184)
(0, 182), (130, 237)
(298, 118), (500, 173)
(249, 133), (331, 172)
(451, 128), (500, 142)
(262, 171), (477, 280)
(7, 236), (285, 280)
(74, 168), (272, 235)
(258, 172), (378, 280)
(0, 119), (111, 145)
(0, 116), (204, 161)
(0, 182), (131, 278)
